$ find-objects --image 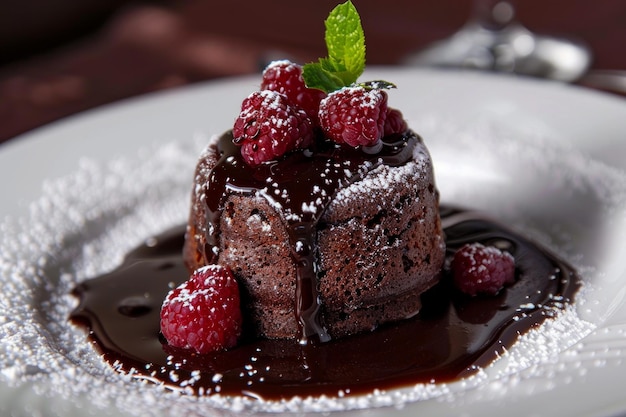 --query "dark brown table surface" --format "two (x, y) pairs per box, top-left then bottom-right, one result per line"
(1, 0), (625, 145)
